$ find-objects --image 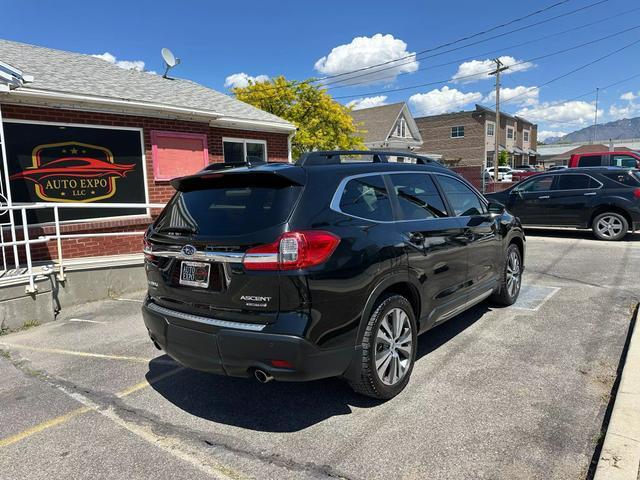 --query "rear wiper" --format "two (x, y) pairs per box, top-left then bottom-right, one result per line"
(155, 226), (198, 235)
